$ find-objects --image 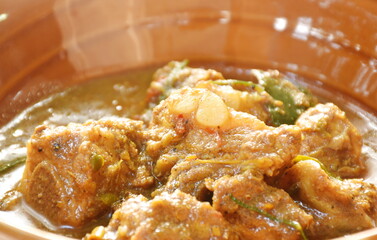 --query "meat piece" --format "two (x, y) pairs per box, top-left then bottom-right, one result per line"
(146, 61), (284, 124)
(278, 160), (377, 239)
(211, 171), (313, 240)
(20, 118), (153, 227)
(84, 190), (238, 240)
(296, 103), (365, 178)
(146, 60), (224, 106)
(146, 87), (302, 181)
(153, 157), (245, 201)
